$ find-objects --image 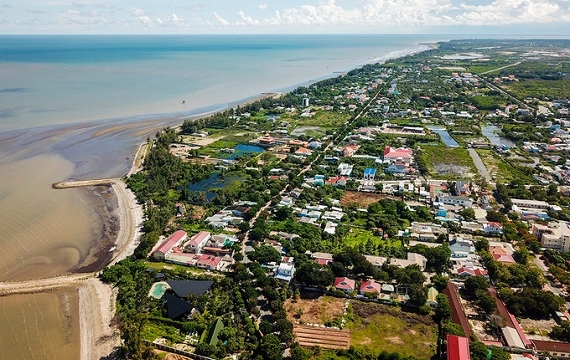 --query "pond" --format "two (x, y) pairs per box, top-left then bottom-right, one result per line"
(481, 124), (516, 148)
(188, 172), (246, 202)
(220, 144), (265, 160)
(428, 126), (460, 147)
